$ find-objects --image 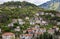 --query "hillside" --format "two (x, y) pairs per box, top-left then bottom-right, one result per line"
(0, 1), (42, 26)
(0, 1), (59, 26)
(0, 1), (60, 34)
